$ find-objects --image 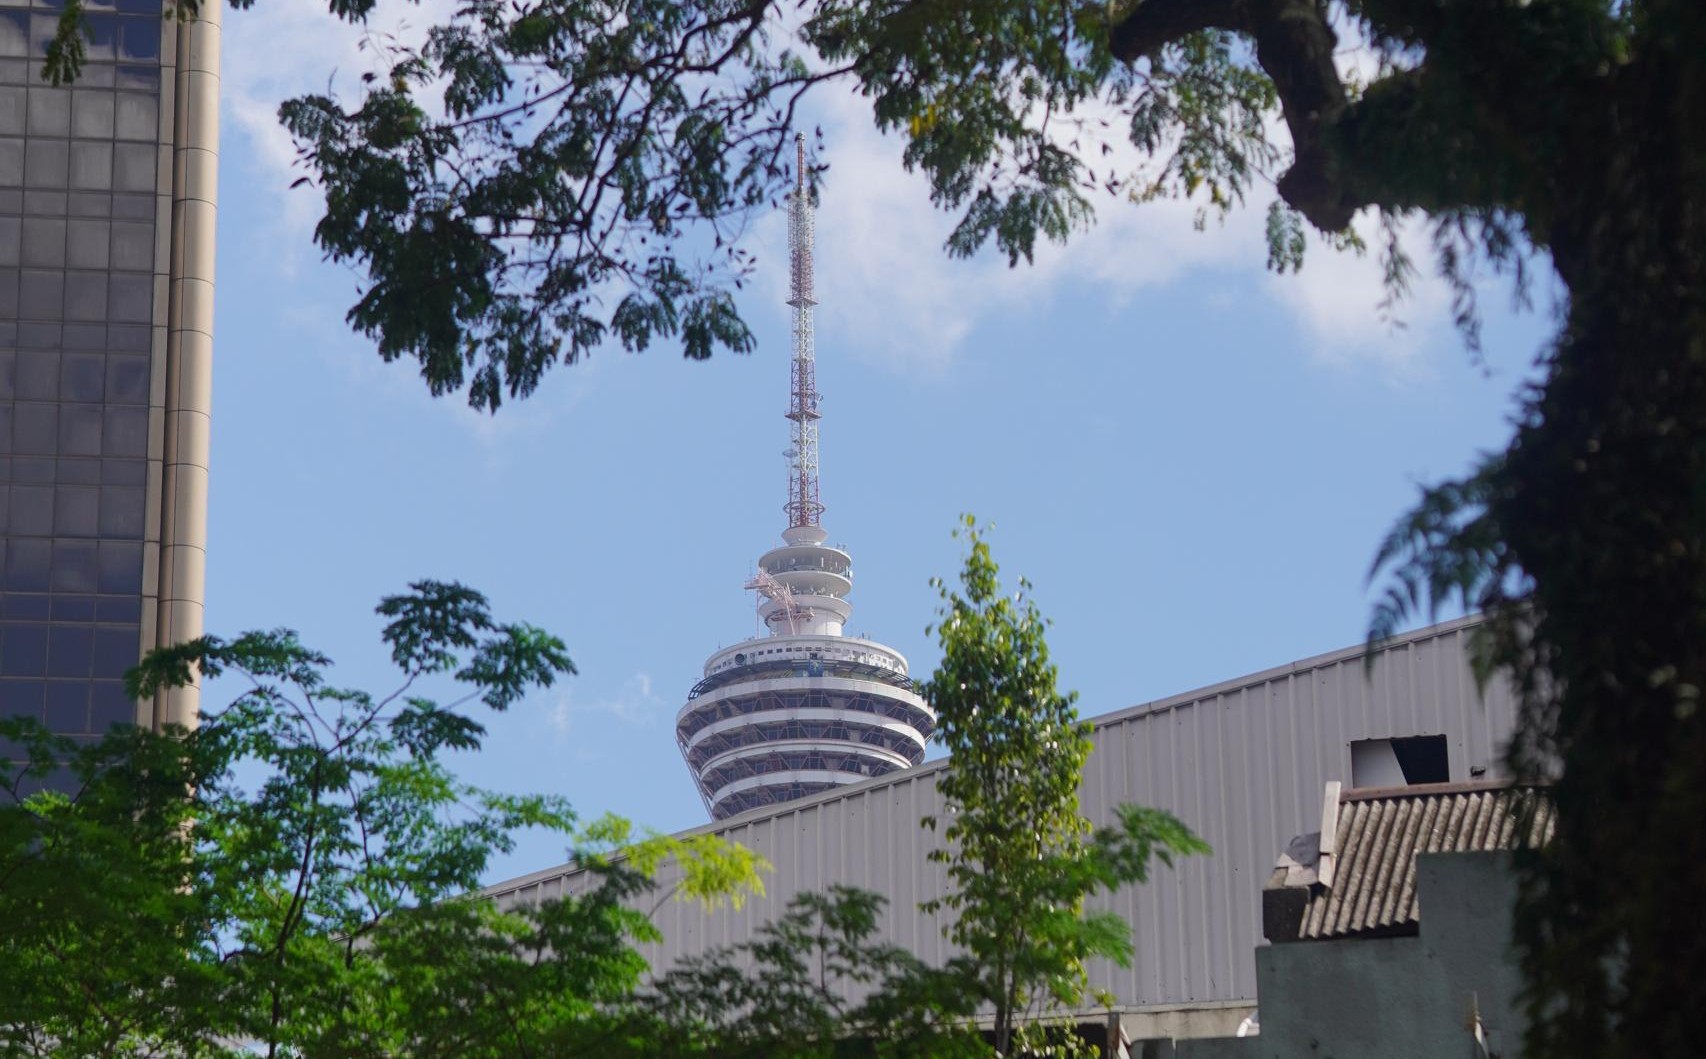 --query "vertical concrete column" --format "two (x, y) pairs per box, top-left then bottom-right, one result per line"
(151, 4), (220, 731)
